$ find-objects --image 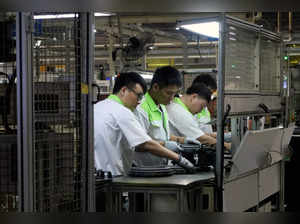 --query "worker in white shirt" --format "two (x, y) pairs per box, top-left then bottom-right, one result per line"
(133, 66), (199, 167)
(166, 83), (231, 151)
(192, 74), (217, 134)
(192, 74), (232, 142)
(94, 72), (195, 176)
